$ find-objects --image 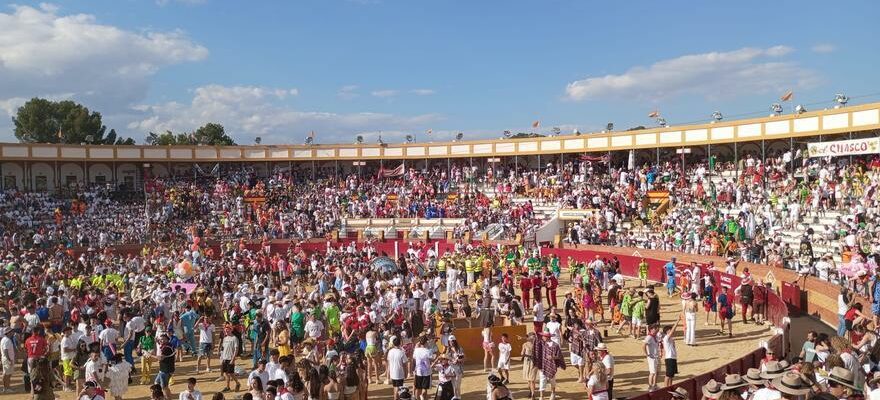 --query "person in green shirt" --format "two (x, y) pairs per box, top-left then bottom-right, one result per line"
(289, 304), (305, 344)
(616, 289), (635, 337)
(630, 292), (646, 339)
(325, 300), (341, 336)
(138, 328), (157, 385)
(638, 258), (649, 287)
(550, 255), (560, 278)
